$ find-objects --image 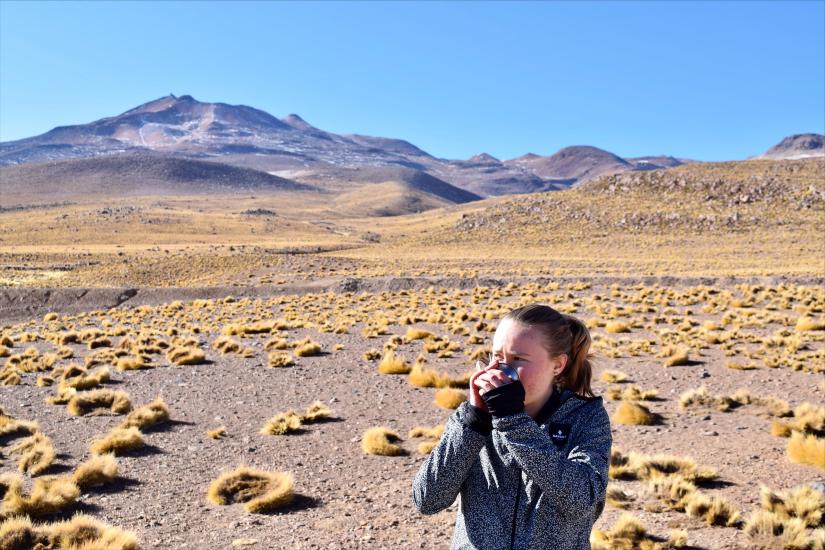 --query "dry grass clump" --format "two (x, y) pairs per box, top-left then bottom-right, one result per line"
(208, 426), (227, 439)
(260, 411), (302, 436)
(0, 414), (38, 439)
(46, 513), (138, 549)
(601, 370), (629, 383)
(407, 364), (453, 388)
(795, 316), (825, 331)
(726, 360), (758, 370)
(787, 432), (825, 469)
(377, 351), (411, 374)
(605, 321), (631, 334)
(361, 427), (406, 456)
(606, 385), (658, 401)
(90, 427), (144, 456)
(678, 386), (737, 412)
(264, 337), (288, 351)
(1, 474), (81, 517)
(71, 453), (118, 489)
(119, 398), (169, 431)
(684, 492), (741, 526)
(609, 449), (717, 483)
(293, 339), (322, 357)
(776, 402), (825, 436)
(605, 485), (637, 509)
(613, 401), (657, 425)
(659, 345), (691, 367)
(260, 402), (332, 435)
(405, 328), (435, 341)
(758, 484), (824, 527)
(743, 509), (825, 549)
(267, 351), (295, 368)
(115, 355), (149, 371)
(434, 388), (467, 409)
(8, 432), (55, 476)
(301, 401), (331, 423)
(591, 512), (687, 549)
(67, 389), (132, 416)
(0, 514), (138, 550)
(166, 346), (206, 365)
(207, 466), (294, 513)
(363, 349), (381, 361)
(60, 365), (111, 390)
